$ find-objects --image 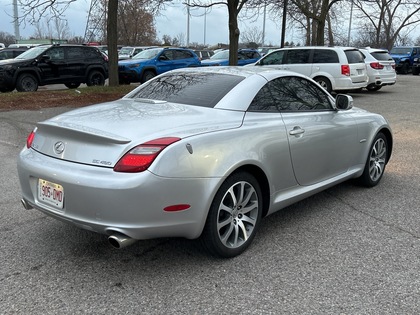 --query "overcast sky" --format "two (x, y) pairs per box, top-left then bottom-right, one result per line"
(0, 0), (298, 47)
